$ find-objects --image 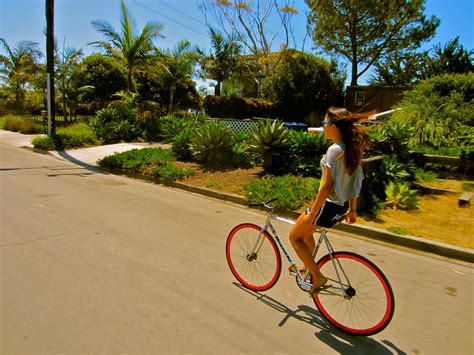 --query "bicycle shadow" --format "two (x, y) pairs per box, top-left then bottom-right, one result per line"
(233, 282), (406, 354)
